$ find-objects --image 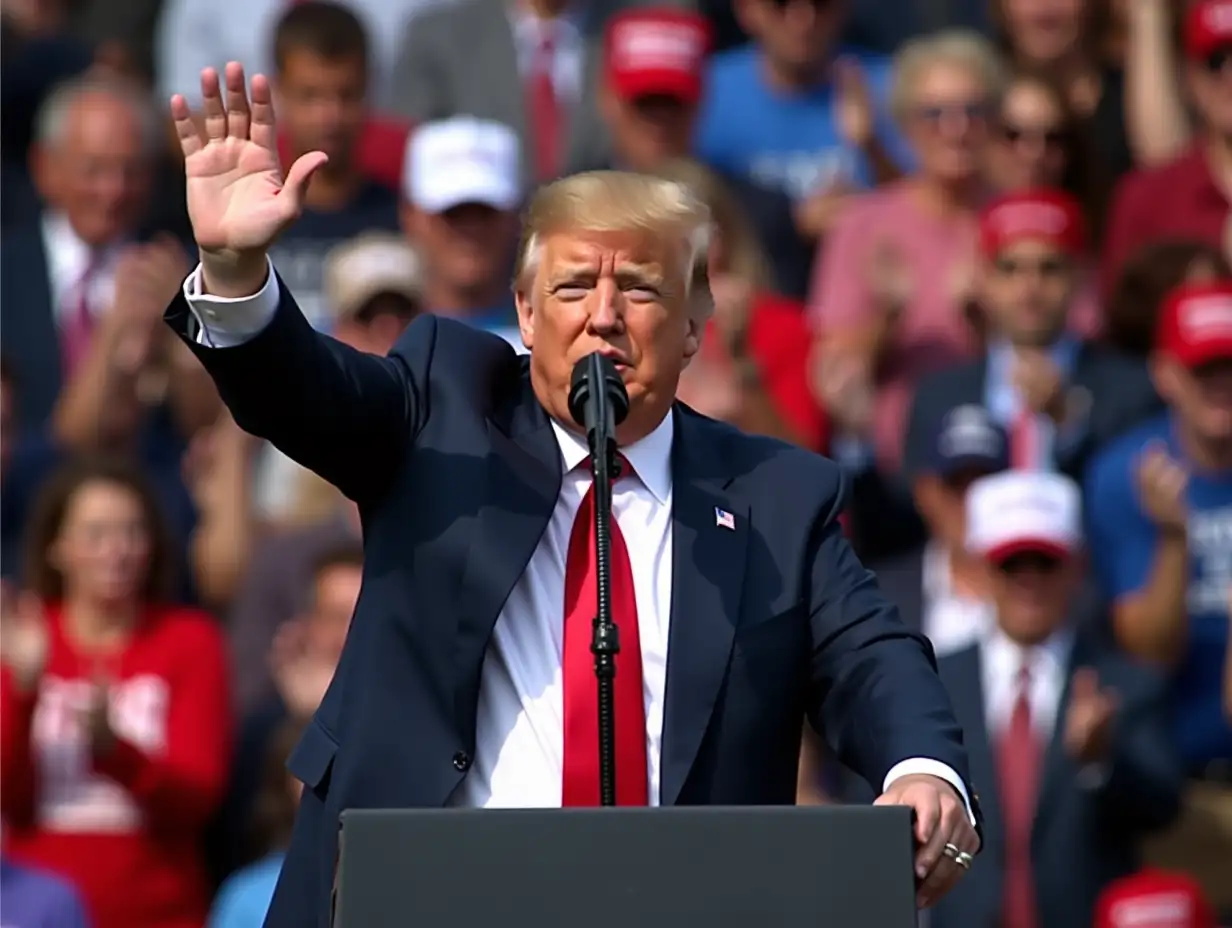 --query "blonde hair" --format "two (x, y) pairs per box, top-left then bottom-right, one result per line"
(652, 158), (772, 293)
(890, 30), (1009, 125)
(513, 170), (713, 319)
